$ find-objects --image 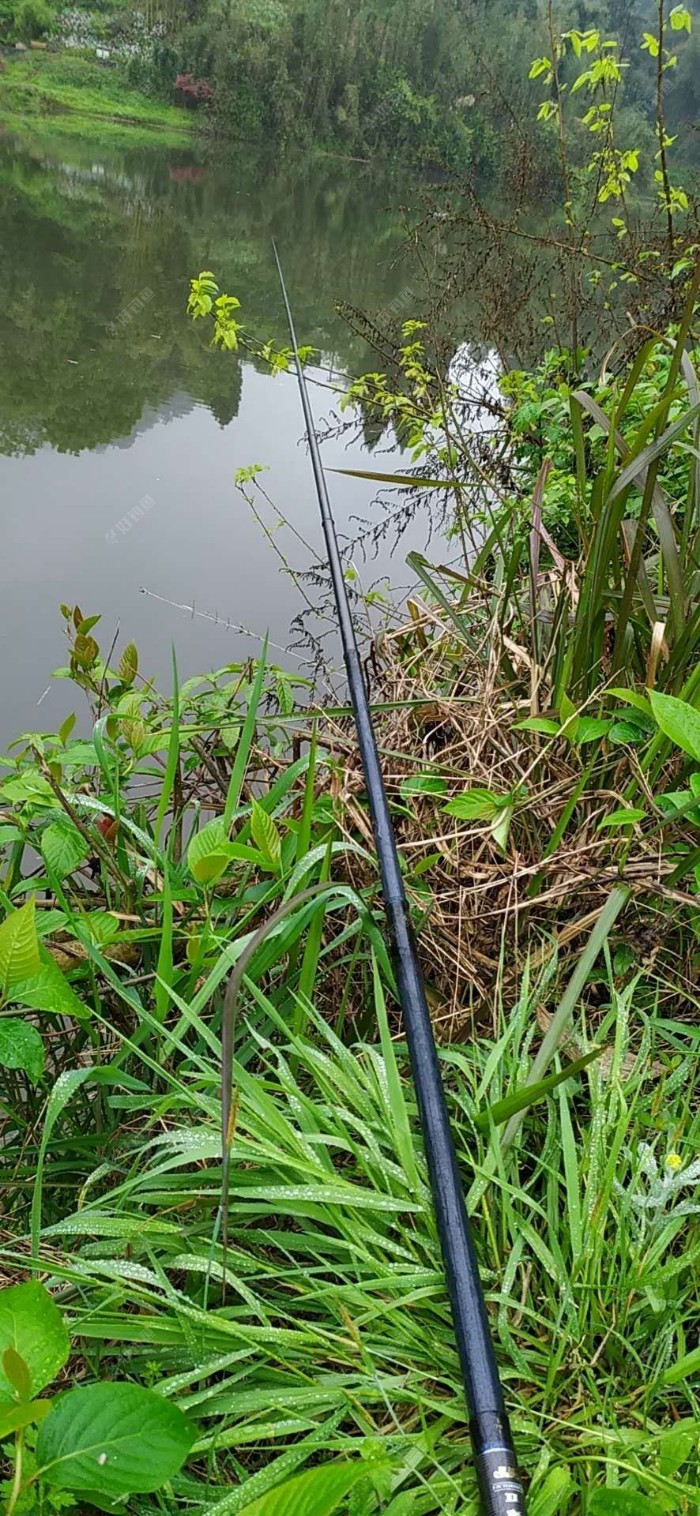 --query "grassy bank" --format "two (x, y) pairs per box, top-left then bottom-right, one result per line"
(1, 261), (700, 1512)
(0, 51), (194, 144)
